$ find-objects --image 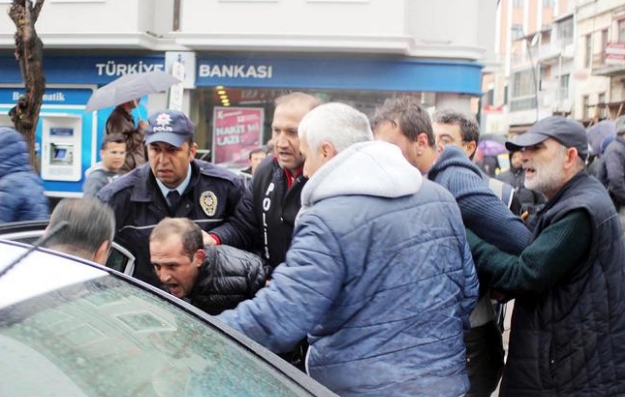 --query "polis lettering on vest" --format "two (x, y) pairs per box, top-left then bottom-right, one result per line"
(262, 182), (275, 260)
(199, 64), (273, 79)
